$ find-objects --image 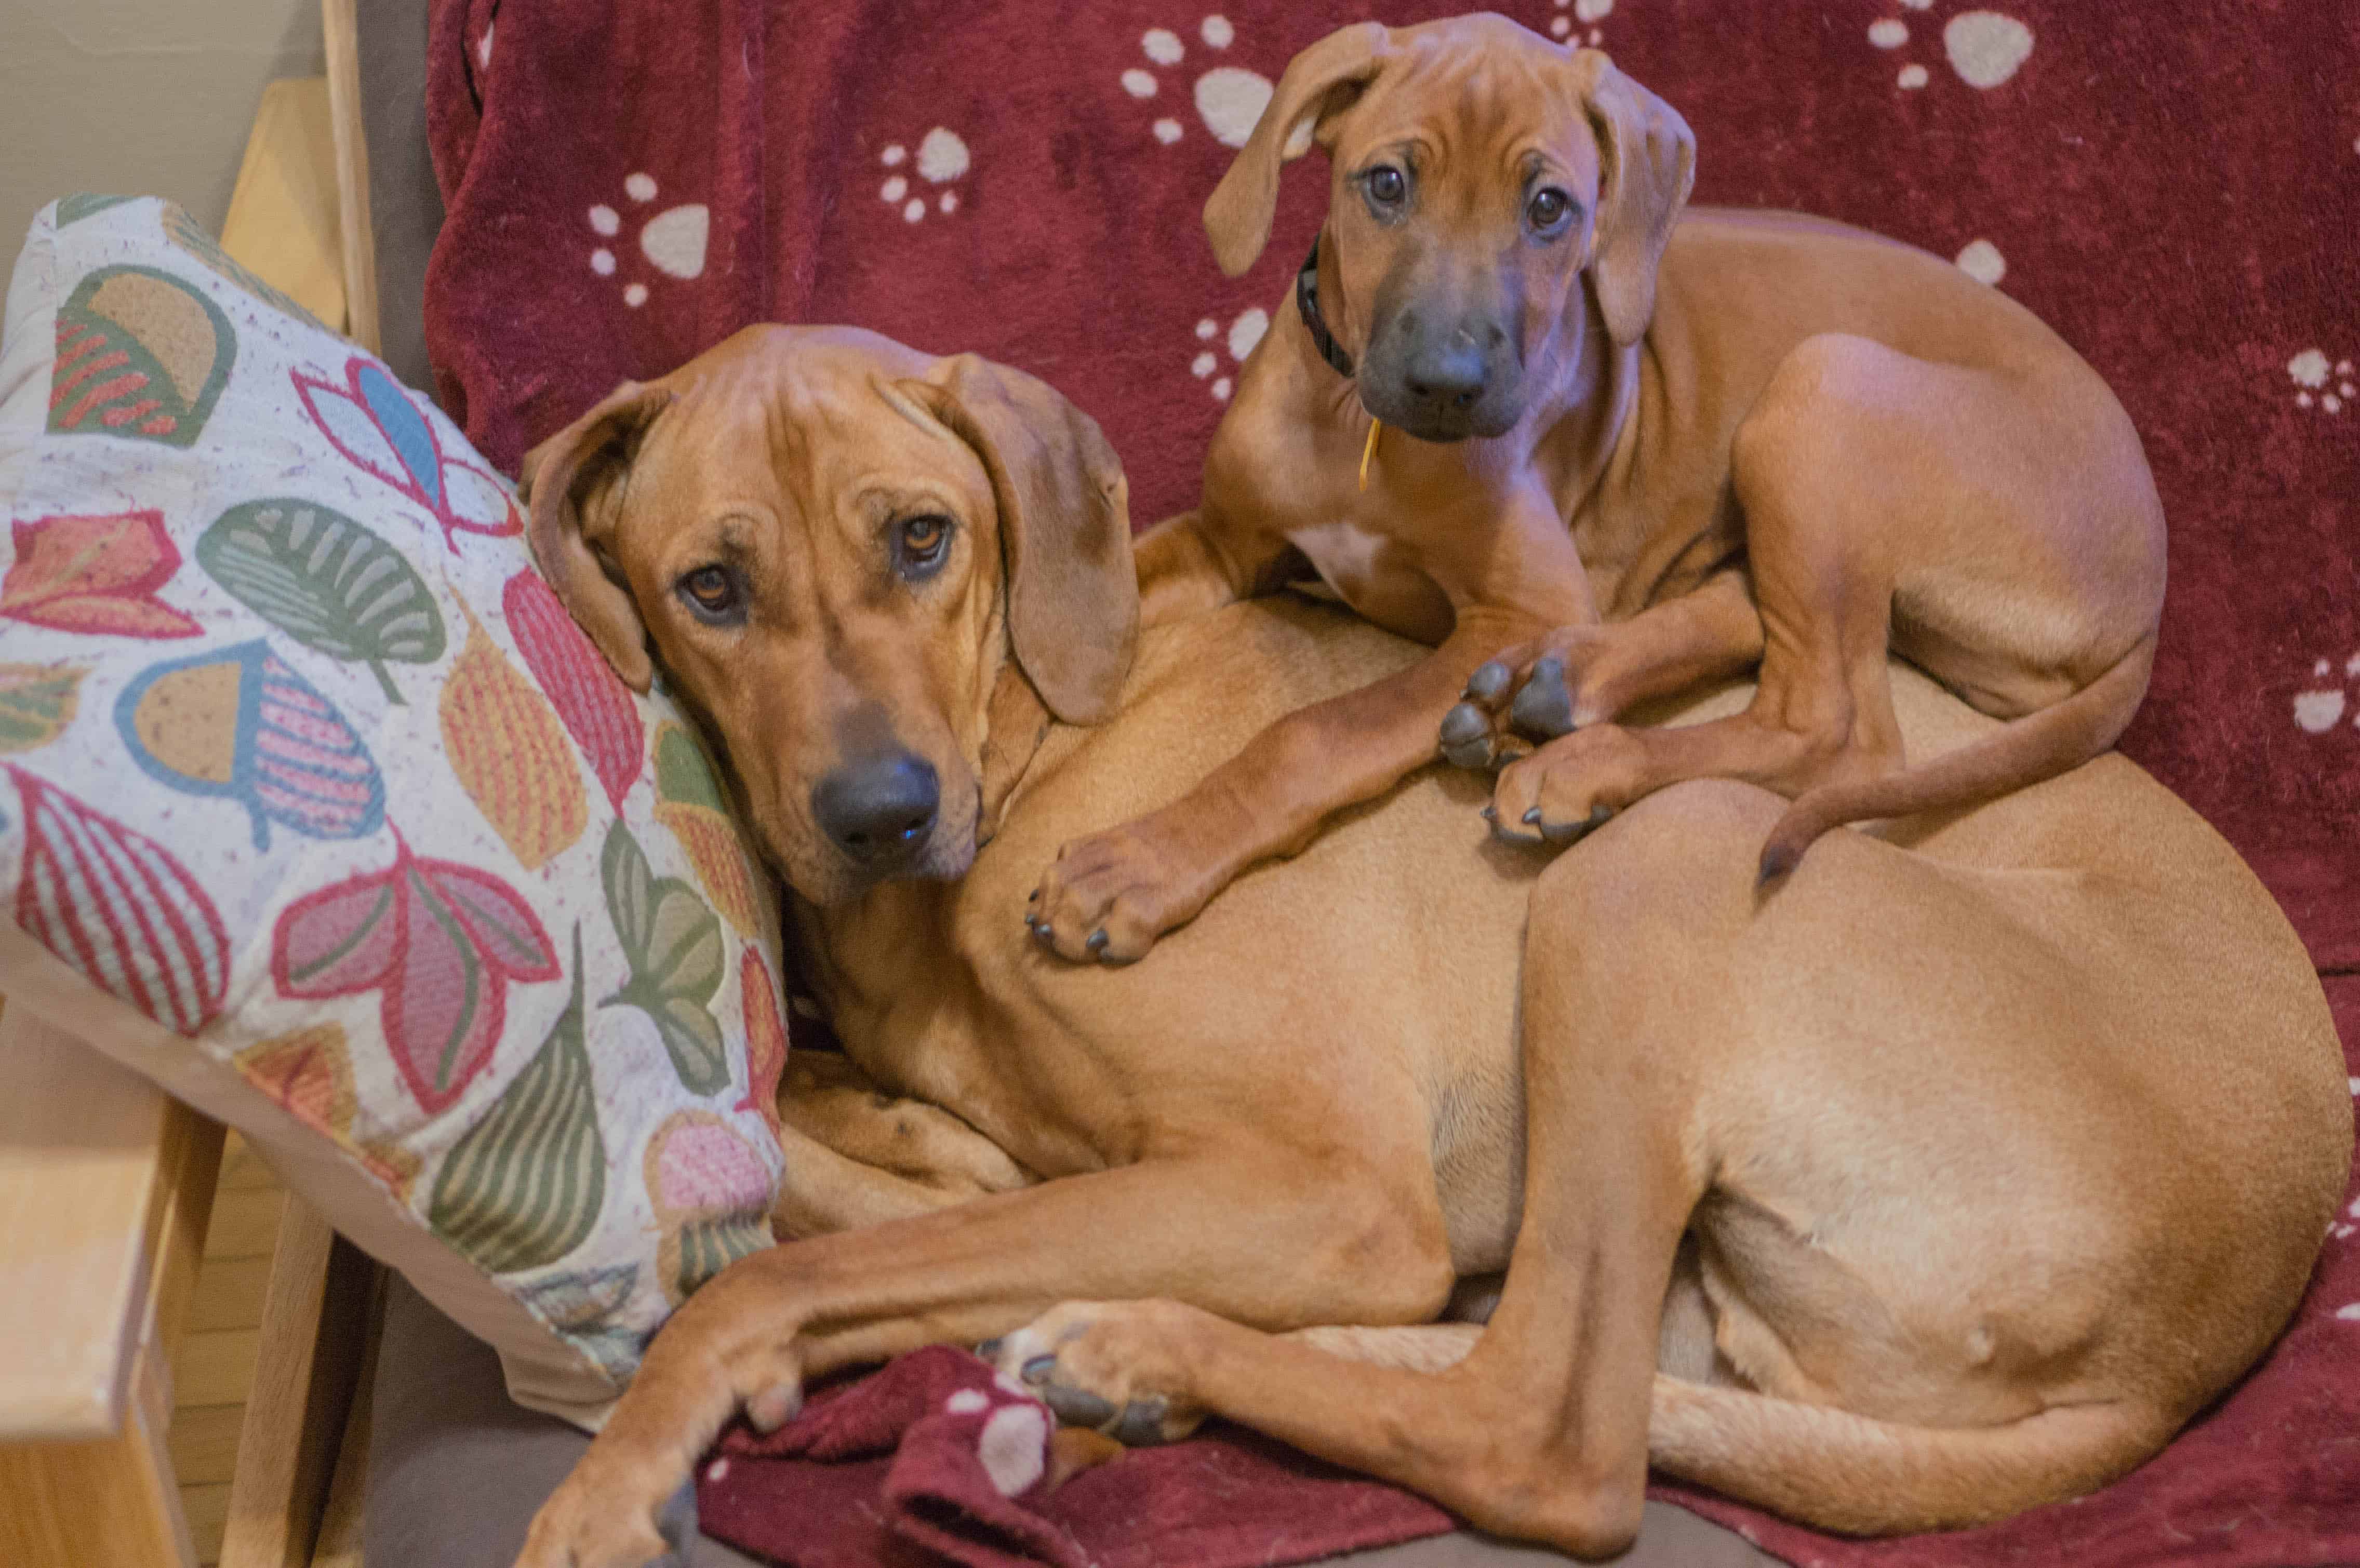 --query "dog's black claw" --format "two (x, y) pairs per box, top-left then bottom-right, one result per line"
(1043, 1384), (1117, 1429)
(1758, 842), (1799, 886)
(1108, 1397), (1170, 1447)
(1022, 1355), (1058, 1382)
(1523, 807), (1542, 825)
(1479, 805), (1497, 822)
(975, 1338), (1003, 1360)
(1086, 929), (1109, 955)
(1027, 888), (1039, 903)
(1464, 661), (1513, 704)
(1510, 656), (1576, 740)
